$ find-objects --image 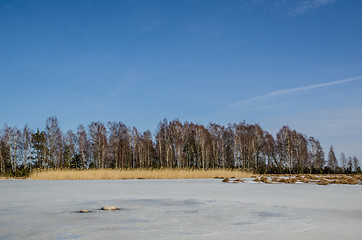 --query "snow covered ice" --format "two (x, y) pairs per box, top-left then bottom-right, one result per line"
(1, 179), (361, 239)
